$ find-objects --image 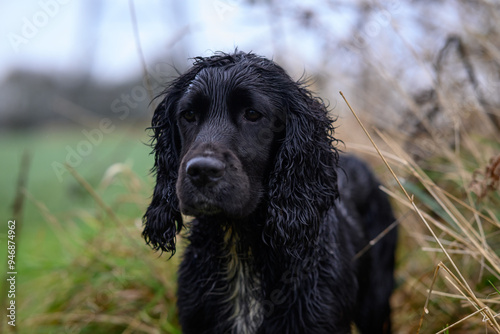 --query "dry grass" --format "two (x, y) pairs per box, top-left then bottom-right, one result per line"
(341, 90), (500, 333)
(17, 163), (182, 334)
